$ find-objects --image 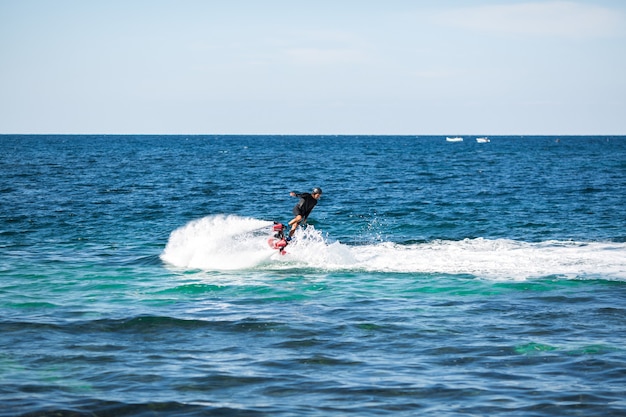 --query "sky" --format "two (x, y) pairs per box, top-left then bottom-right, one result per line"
(1, 0), (625, 135)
